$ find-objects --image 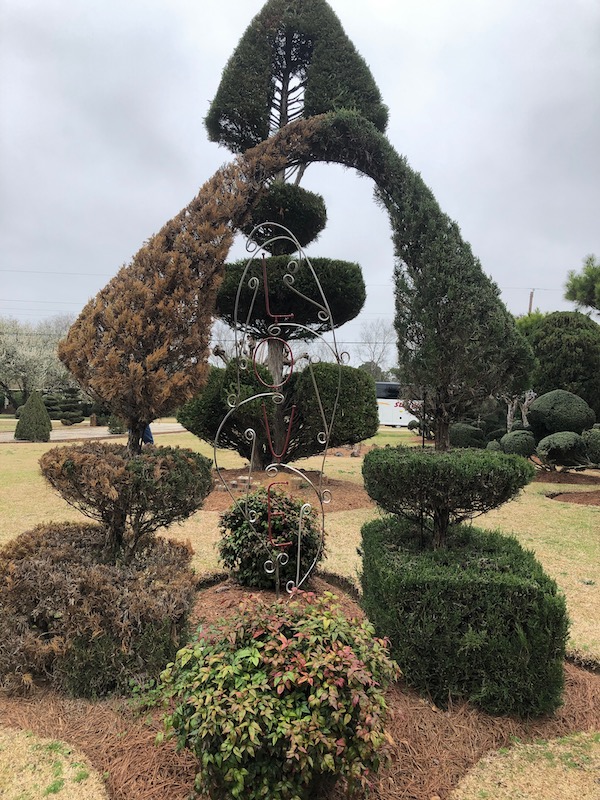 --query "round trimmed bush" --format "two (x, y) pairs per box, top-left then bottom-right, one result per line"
(500, 430), (536, 457)
(39, 443), (213, 562)
(528, 390), (595, 439)
(0, 523), (196, 696)
(407, 419), (420, 431)
(582, 428), (600, 463)
(536, 431), (589, 467)
(486, 440), (502, 452)
(449, 423), (485, 449)
(487, 427), (507, 442)
(362, 446), (535, 548)
(218, 488), (324, 589)
(157, 592), (400, 800)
